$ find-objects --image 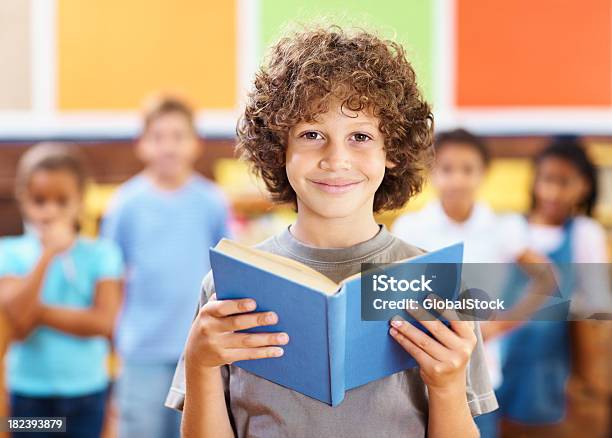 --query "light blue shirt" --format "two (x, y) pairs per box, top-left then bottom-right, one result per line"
(101, 173), (230, 363)
(0, 234), (123, 397)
